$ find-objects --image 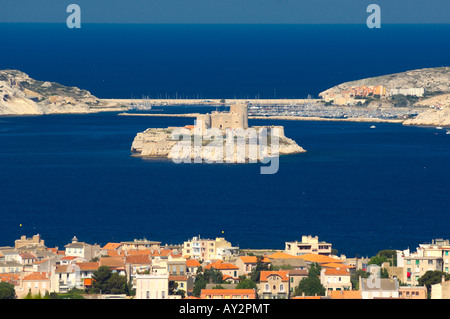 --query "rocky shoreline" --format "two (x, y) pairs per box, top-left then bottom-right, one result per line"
(131, 126), (306, 162)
